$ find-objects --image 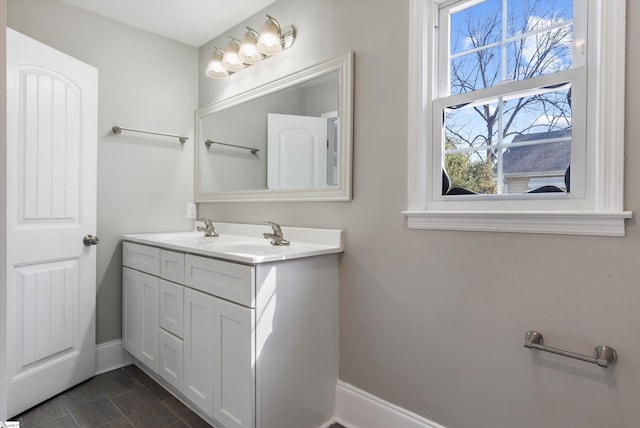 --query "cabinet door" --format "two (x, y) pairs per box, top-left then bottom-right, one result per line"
(184, 288), (216, 417)
(184, 288), (254, 427)
(122, 267), (159, 373)
(212, 298), (254, 428)
(160, 280), (184, 338)
(139, 271), (160, 372)
(159, 329), (184, 392)
(122, 267), (141, 356)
